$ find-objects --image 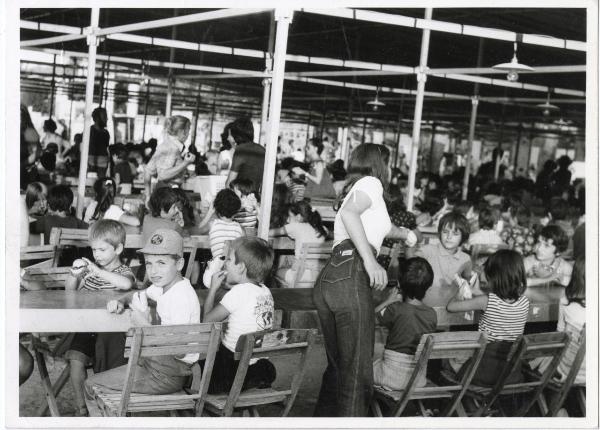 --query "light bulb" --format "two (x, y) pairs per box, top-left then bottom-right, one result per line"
(507, 70), (519, 82)
(543, 108), (550, 117)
